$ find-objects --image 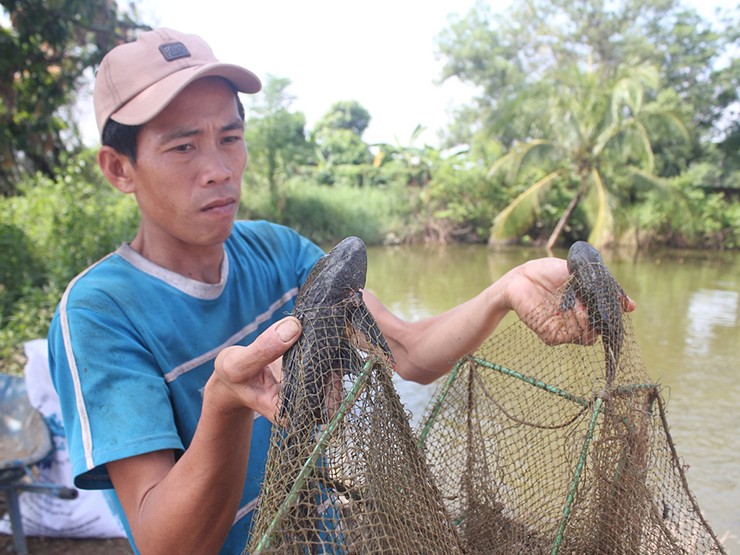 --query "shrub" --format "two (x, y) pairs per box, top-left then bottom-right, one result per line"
(242, 177), (410, 246)
(0, 149), (139, 373)
(0, 284), (61, 375)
